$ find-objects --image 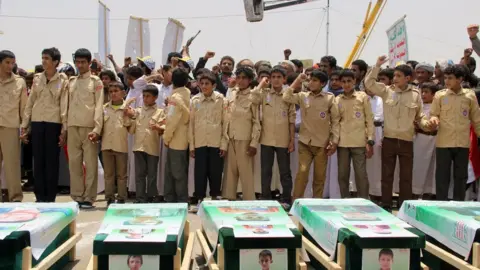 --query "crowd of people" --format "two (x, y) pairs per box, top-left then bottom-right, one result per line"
(1, 24), (480, 213)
